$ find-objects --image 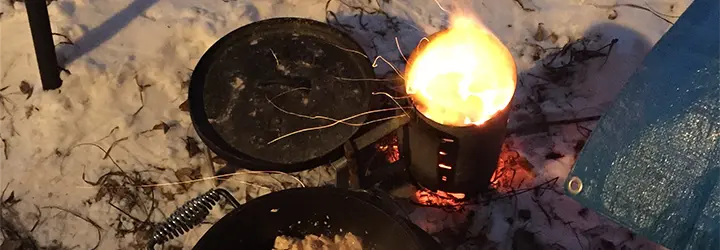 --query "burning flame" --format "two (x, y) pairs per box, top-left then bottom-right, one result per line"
(405, 16), (517, 126)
